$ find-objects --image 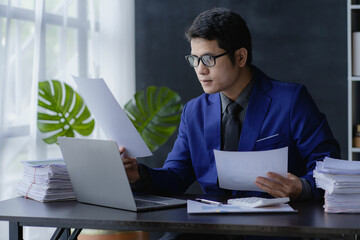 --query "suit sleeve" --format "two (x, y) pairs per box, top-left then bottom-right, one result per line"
(290, 85), (340, 200)
(145, 103), (197, 195)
